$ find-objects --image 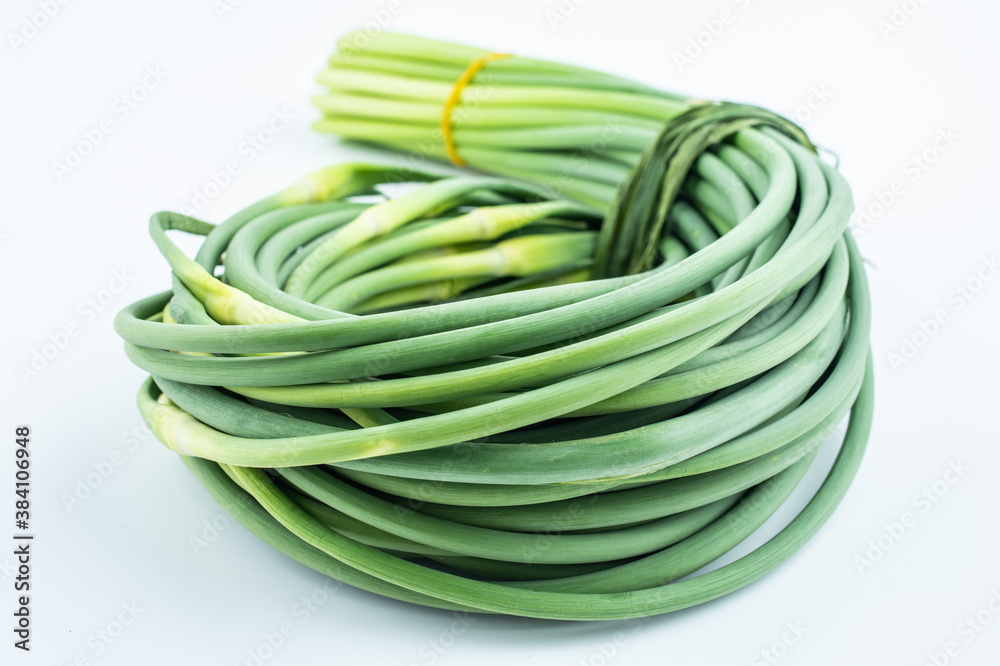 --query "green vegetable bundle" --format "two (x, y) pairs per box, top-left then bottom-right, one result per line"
(115, 32), (873, 621)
